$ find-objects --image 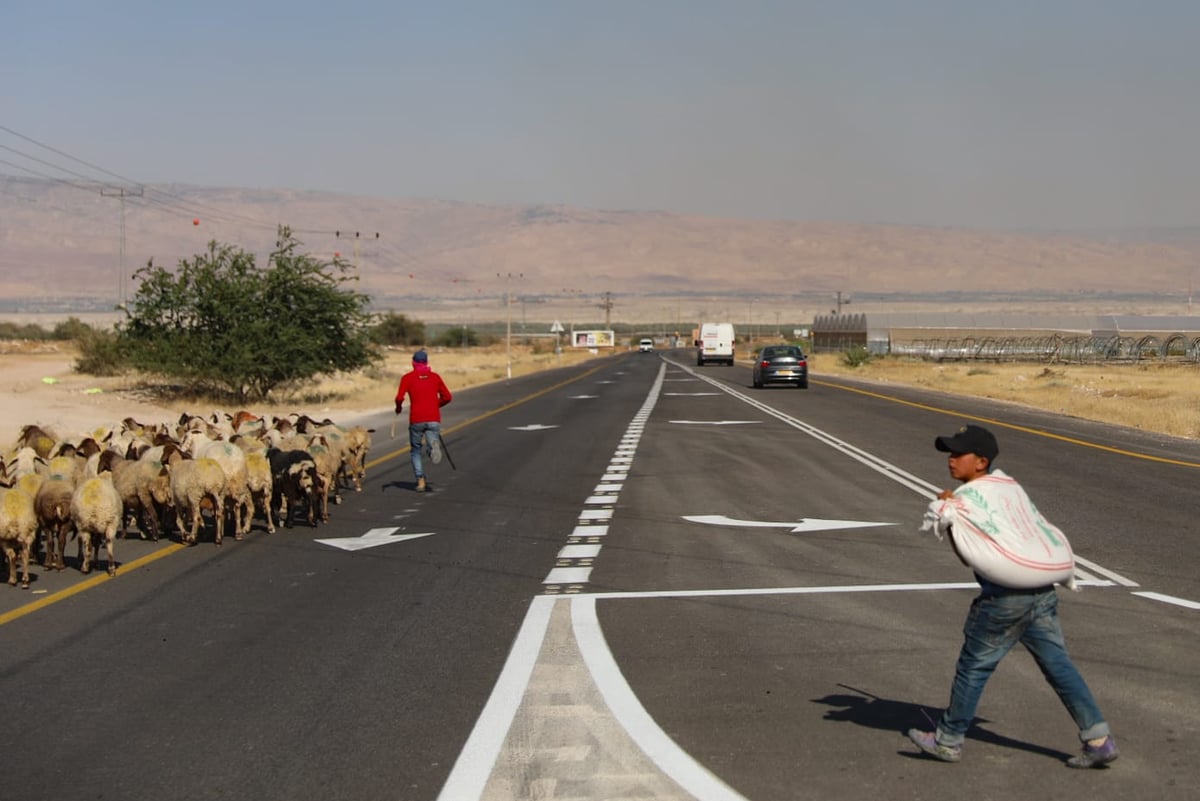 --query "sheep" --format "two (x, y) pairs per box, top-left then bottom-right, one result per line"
(16, 424), (58, 459)
(267, 447), (319, 528)
(8, 446), (46, 479)
(34, 456), (79, 571)
(70, 474), (122, 575)
(243, 450), (275, 534)
(341, 425), (375, 492)
(0, 487), (38, 588)
(303, 434), (340, 524)
(165, 445), (227, 546)
(96, 450), (173, 541)
(183, 431), (252, 540)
